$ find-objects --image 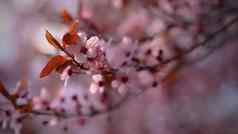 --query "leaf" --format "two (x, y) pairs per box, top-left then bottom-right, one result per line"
(45, 30), (63, 50)
(68, 20), (80, 34)
(0, 80), (6, 93)
(62, 32), (80, 47)
(60, 9), (73, 24)
(0, 80), (12, 99)
(56, 60), (73, 73)
(40, 55), (67, 78)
